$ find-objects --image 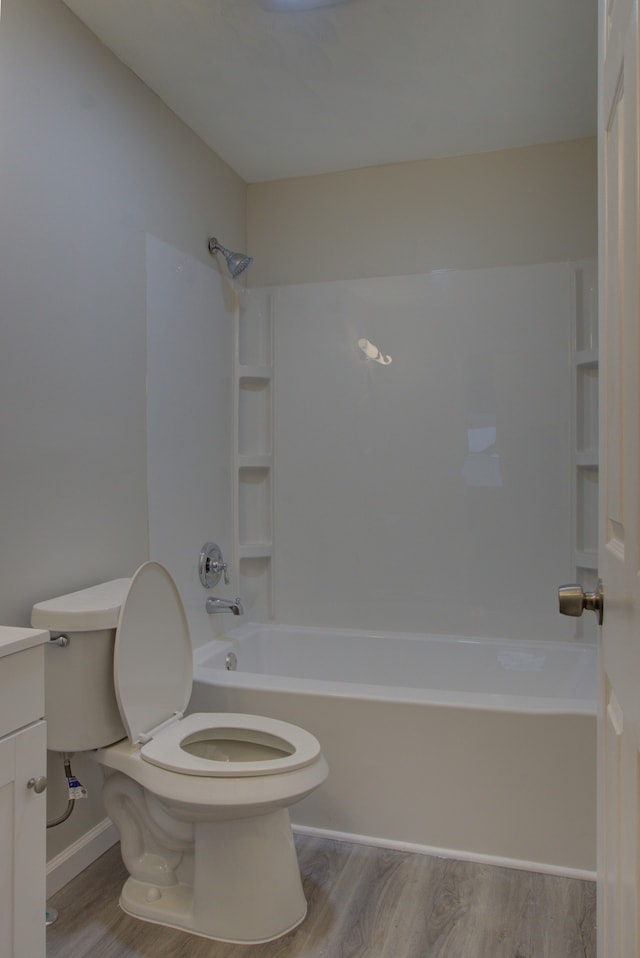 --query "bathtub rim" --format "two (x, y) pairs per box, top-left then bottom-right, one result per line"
(192, 624), (597, 717)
